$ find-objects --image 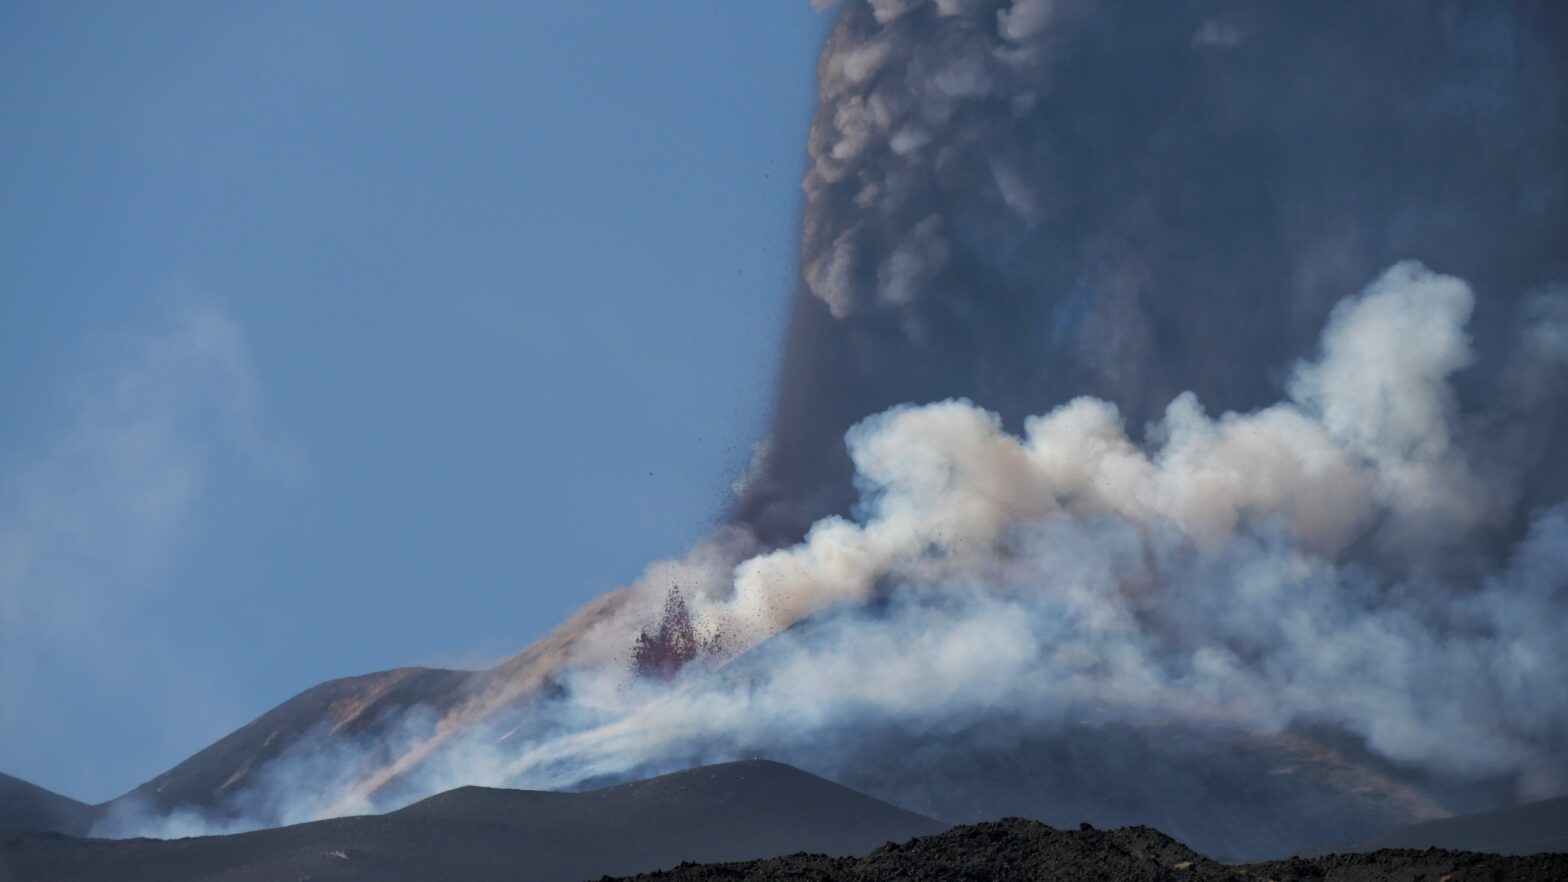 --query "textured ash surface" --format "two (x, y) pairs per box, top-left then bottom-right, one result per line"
(608, 818), (1568, 882)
